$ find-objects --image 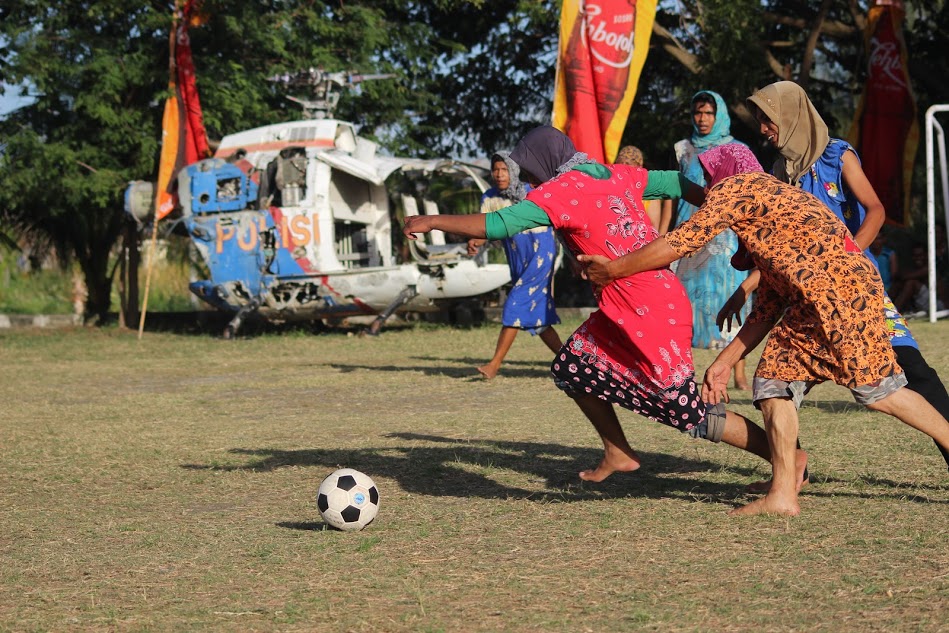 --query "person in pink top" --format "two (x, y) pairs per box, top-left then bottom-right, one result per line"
(404, 126), (799, 490)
